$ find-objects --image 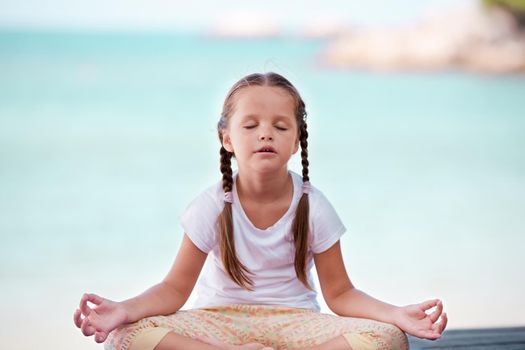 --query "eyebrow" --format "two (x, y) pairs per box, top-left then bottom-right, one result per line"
(242, 114), (293, 122)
